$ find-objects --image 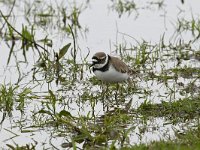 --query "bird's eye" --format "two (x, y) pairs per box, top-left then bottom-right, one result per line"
(99, 59), (104, 62)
